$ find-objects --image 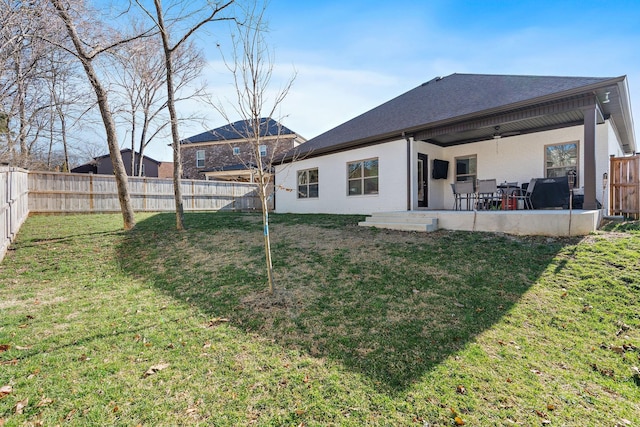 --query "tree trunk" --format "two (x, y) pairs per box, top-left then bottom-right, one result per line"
(254, 142), (274, 293)
(154, 0), (184, 230)
(51, 0), (135, 230)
